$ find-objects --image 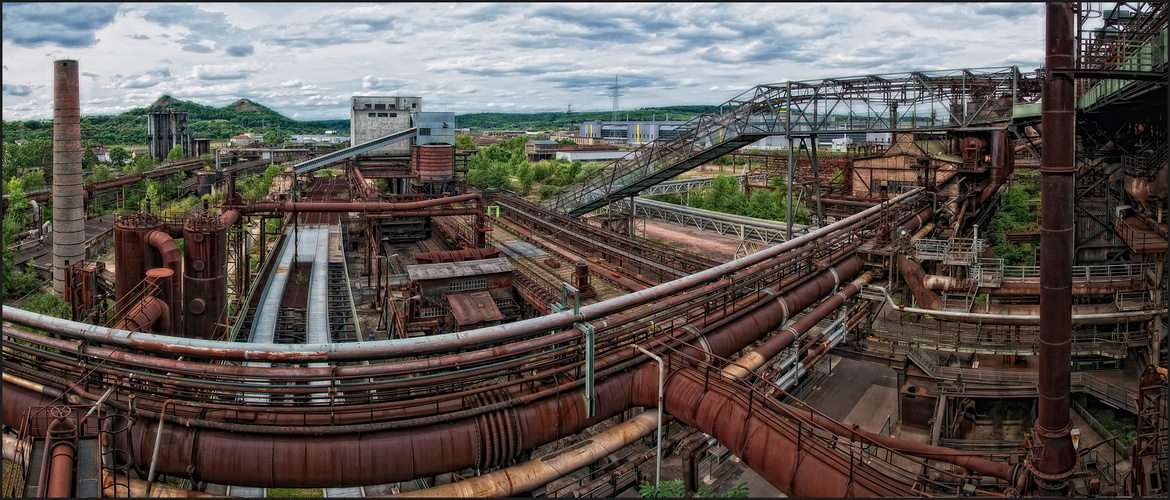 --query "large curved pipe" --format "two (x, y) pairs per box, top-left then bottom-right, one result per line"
(873, 285), (1158, 326)
(147, 230), (182, 335)
(391, 411), (659, 498)
(112, 296), (170, 334)
(898, 256), (942, 310)
(2, 189), (924, 363)
(924, 274), (1146, 296)
(1, 258), (865, 489)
